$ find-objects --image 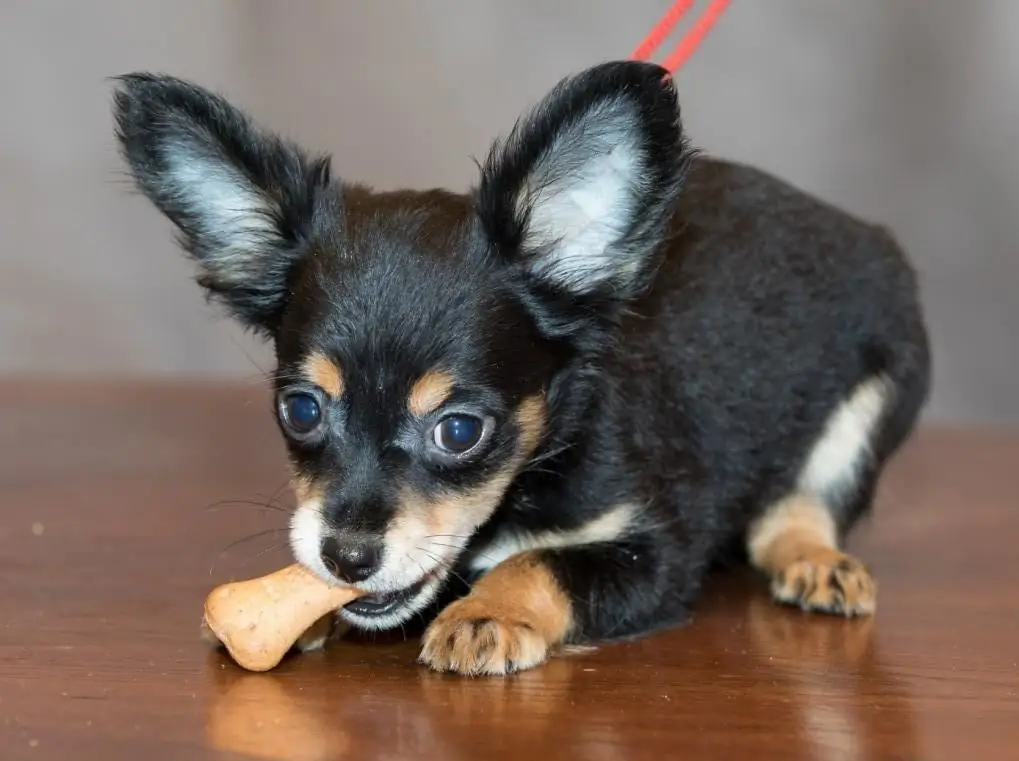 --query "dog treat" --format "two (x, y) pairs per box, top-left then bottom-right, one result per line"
(203, 563), (363, 672)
